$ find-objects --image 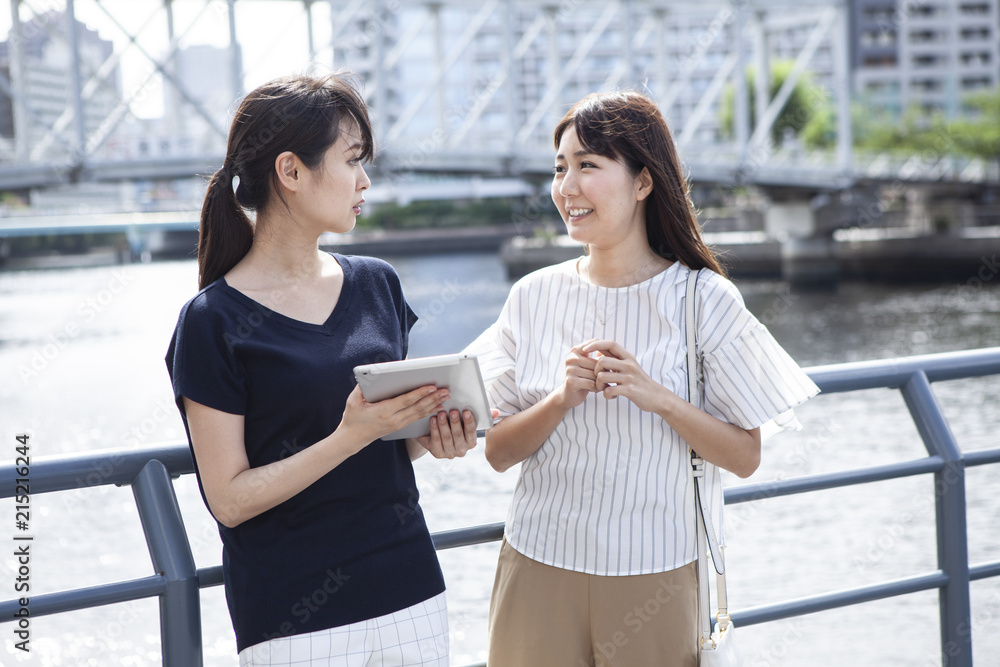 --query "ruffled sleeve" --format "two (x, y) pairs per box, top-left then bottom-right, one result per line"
(462, 284), (523, 418)
(695, 272), (819, 434)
